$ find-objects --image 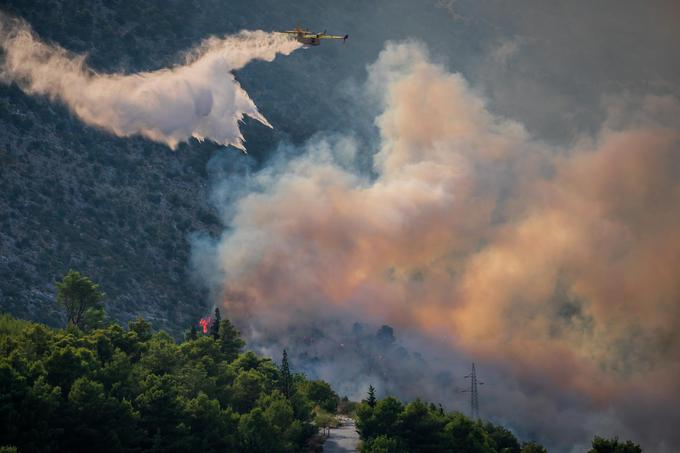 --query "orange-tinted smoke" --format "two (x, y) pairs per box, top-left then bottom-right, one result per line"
(208, 42), (680, 412)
